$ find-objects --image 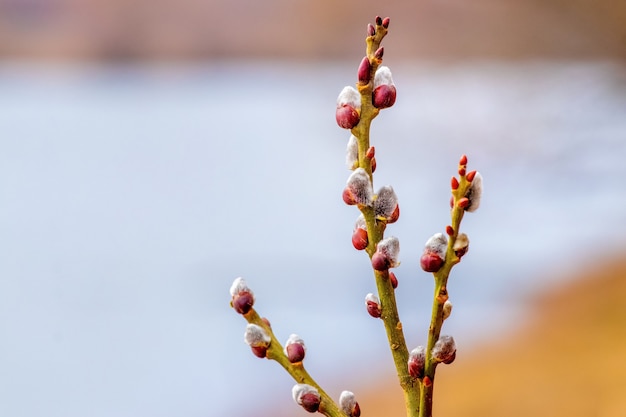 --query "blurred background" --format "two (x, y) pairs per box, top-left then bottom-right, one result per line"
(1, 1), (625, 416)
